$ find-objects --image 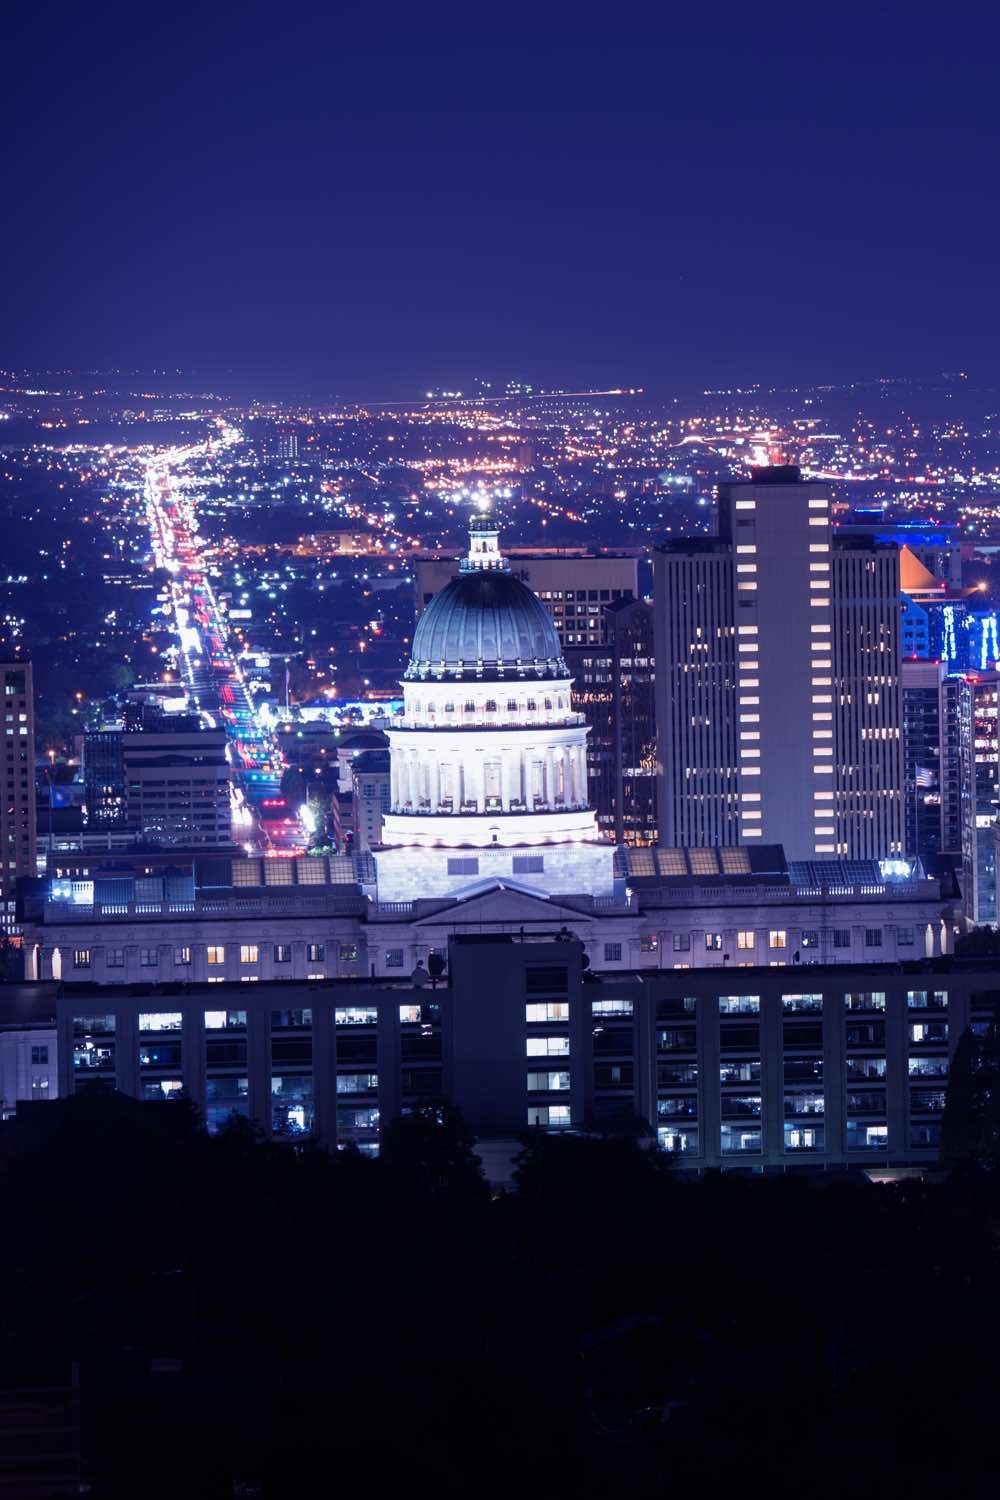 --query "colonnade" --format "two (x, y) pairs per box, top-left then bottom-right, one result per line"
(389, 739), (588, 814)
